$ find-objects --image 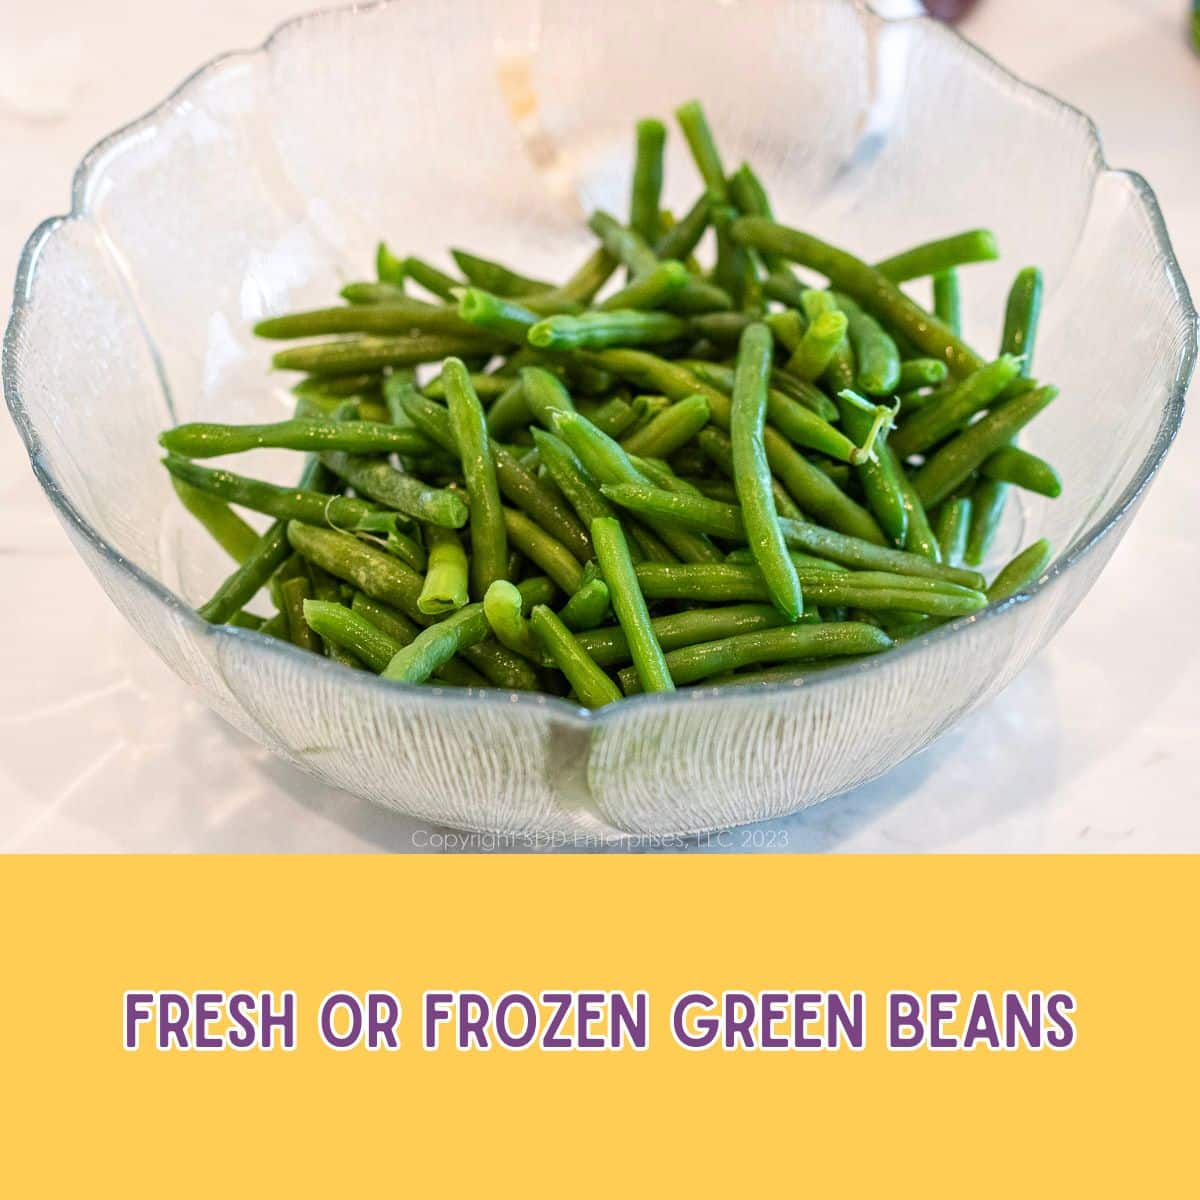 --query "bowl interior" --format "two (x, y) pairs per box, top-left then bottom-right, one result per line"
(5, 0), (1194, 835)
